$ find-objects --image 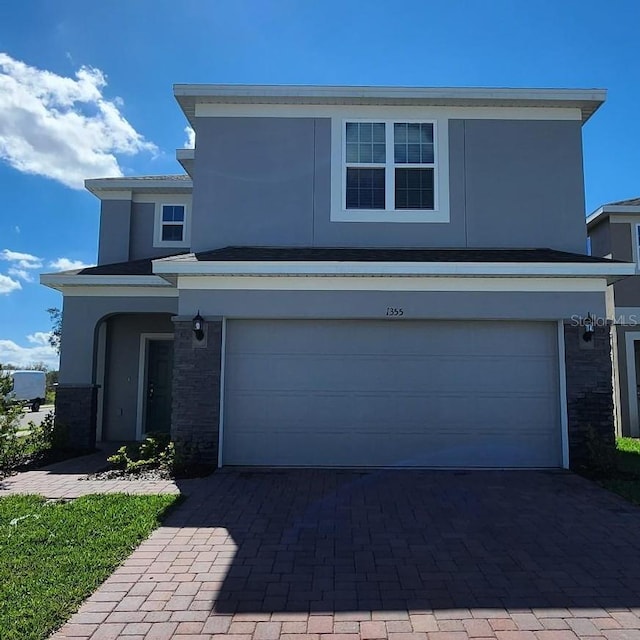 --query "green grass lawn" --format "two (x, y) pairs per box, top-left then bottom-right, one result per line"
(600, 437), (640, 505)
(0, 493), (178, 640)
